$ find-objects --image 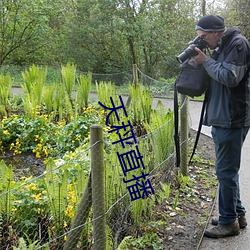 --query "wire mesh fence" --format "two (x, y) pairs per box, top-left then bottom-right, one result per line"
(0, 65), (190, 249)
